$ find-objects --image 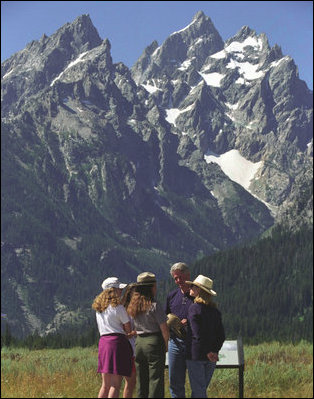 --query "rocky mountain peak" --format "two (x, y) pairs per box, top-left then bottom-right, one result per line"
(225, 25), (270, 54)
(131, 10), (224, 84)
(168, 9), (224, 51)
(1, 14), (103, 116)
(234, 25), (256, 40)
(145, 40), (159, 56)
(1, 11), (312, 338)
(193, 10), (206, 20)
(186, 10), (222, 40)
(56, 14), (102, 52)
